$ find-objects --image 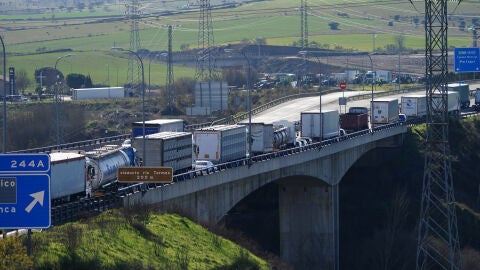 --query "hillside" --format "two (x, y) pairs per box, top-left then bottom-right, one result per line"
(339, 117), (480, 269)
(28, 208), (277, 270)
